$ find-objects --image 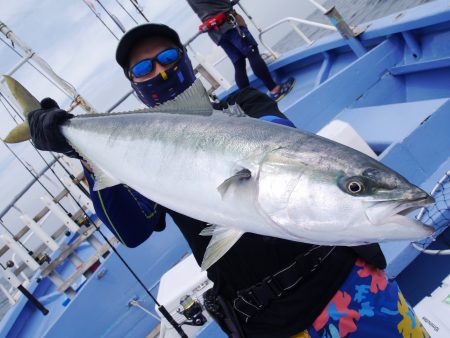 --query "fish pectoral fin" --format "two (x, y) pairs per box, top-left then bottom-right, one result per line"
(199, 224), (217, 236)
(200, 225), (244, 271)
(90, 162), (121, 191)
(217, 168), (252, 198)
